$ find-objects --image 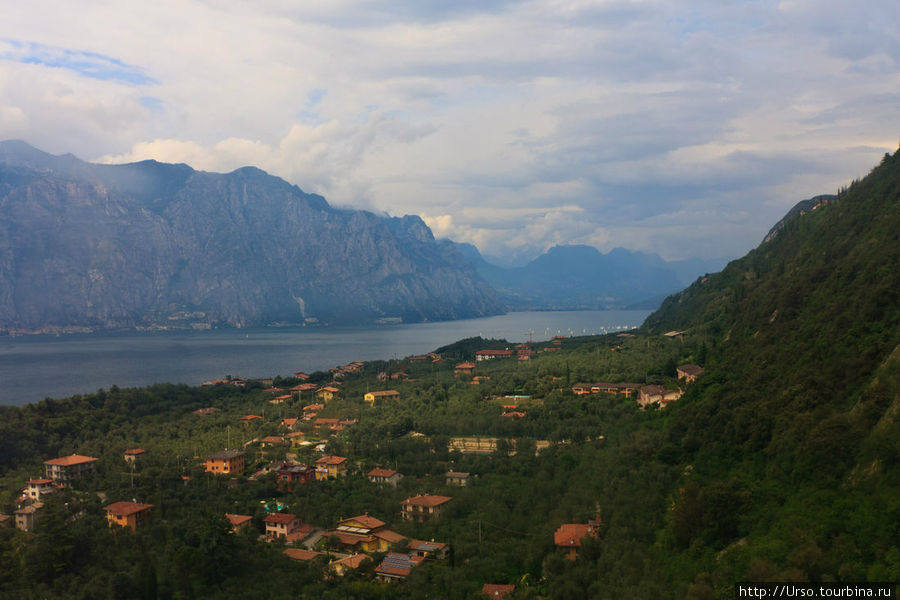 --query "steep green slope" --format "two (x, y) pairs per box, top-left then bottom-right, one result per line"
(643, 150), (900, 592)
